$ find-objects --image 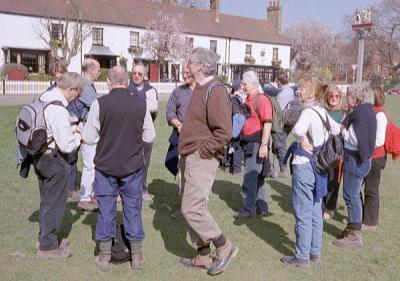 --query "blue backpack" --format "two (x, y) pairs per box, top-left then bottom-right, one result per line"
(204, 81), (250, 139)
